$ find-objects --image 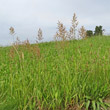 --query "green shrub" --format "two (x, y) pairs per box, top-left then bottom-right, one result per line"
(86, 30), (93, 37)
